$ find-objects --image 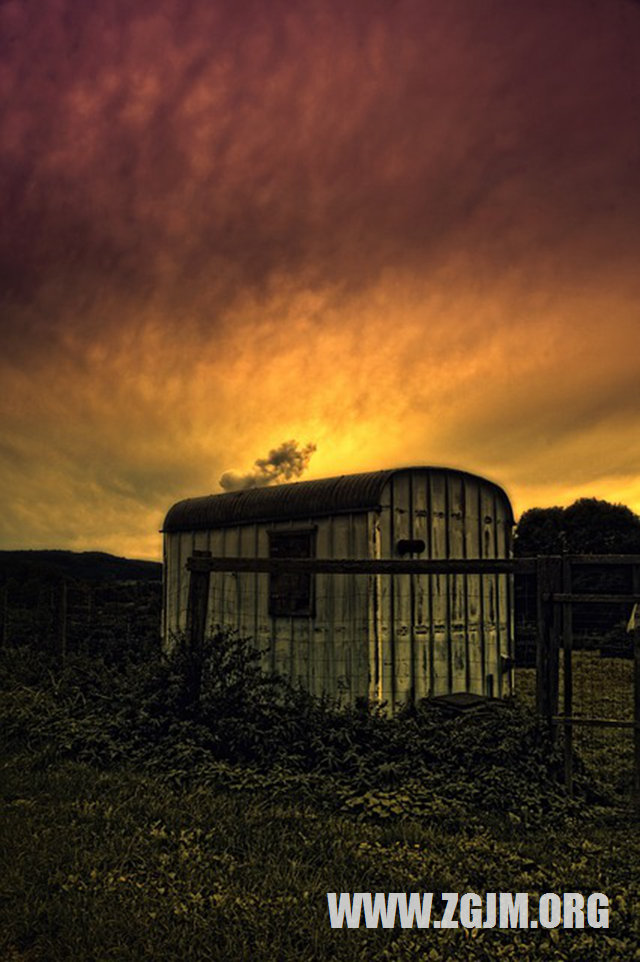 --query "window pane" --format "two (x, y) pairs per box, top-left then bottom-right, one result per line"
(269, 531), (314, 617)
